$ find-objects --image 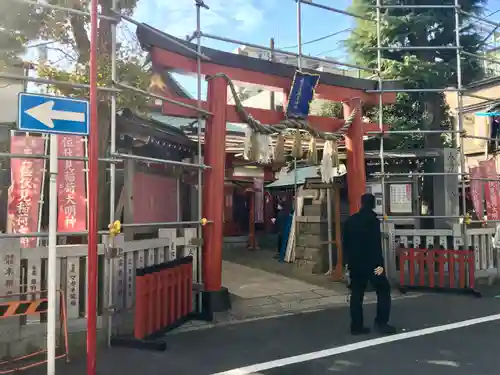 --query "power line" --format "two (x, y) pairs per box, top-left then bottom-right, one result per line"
(314, 45), (346, 57)
(280, 28), (352, 50)
(477, 8), (500, 47)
